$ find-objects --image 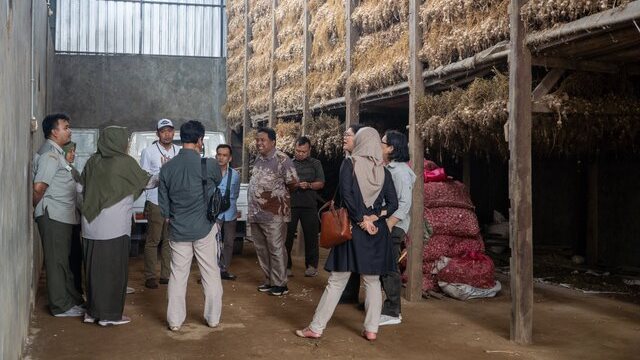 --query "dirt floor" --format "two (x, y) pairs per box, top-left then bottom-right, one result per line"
(27, 243), (640, 360)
